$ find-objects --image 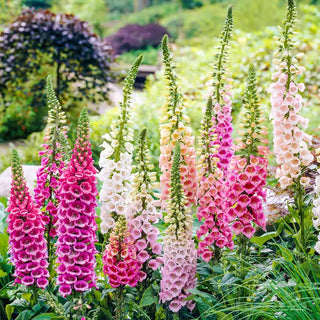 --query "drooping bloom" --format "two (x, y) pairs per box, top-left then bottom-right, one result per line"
(6, 150), (49, 288)
(269, 0), (313, 189)
(56, 109), (98, 297)
(102, 216), (144, 288)
(210, 6), (234, 177)
(159, 35), (197, 208)
(196, 7), (234, 262)
(226, 64), (269, 238)
(34, 75), (69, 269)
(126, 129), (163, 274)
(160, 143), (197, 313)
(98, 55), (142, 234)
